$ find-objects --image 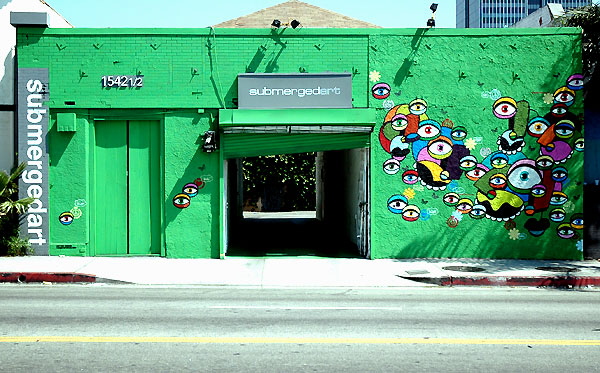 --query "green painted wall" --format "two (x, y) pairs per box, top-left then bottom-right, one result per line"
(368, 30), (584, 259)
(16, 27), (583, 259)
